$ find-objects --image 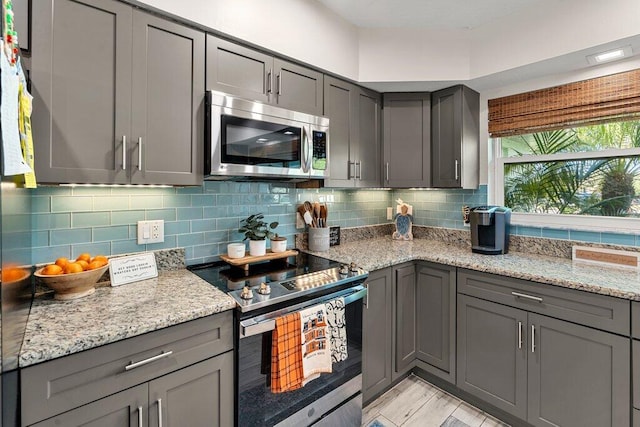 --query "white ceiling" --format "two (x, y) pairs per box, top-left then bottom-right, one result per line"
(316, 0), (558, 30)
